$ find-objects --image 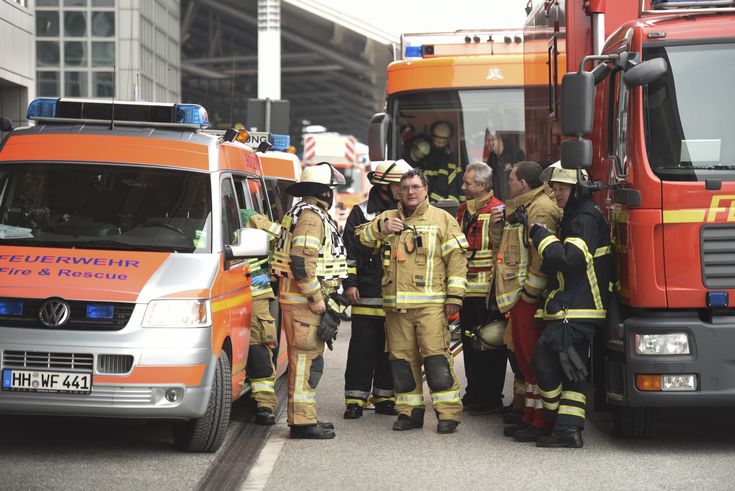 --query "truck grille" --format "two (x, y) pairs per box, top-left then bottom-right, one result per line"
(701, 224), (735, 288)
(0, 298), (134, 331)
(3, 351), (94, 371)
(97, 354), (134, 374)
